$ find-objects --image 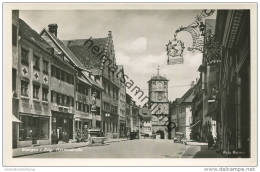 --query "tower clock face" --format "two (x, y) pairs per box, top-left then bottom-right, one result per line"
(158, 81), (163, 89)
